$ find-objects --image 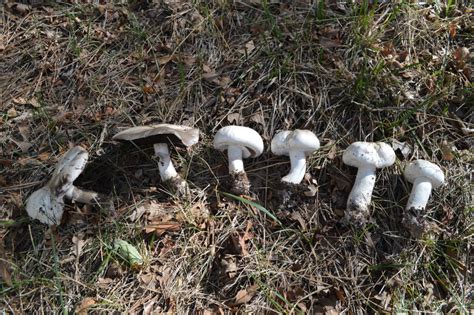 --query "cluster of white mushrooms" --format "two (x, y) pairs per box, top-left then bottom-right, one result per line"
(26, 124), (445, 236)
